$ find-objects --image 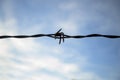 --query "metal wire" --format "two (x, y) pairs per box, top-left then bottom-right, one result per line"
(0, 29), (120, 44)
